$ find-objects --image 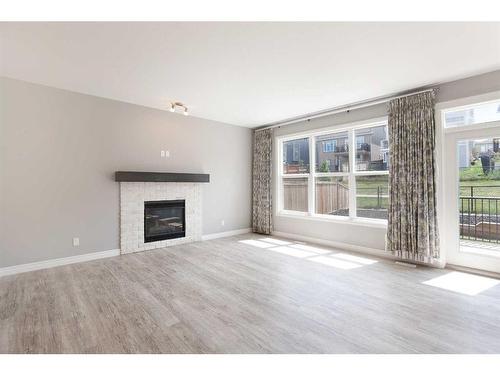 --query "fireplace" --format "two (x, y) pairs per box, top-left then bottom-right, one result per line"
(119, 178), (204, 254)
(144, 200), (185, 243)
